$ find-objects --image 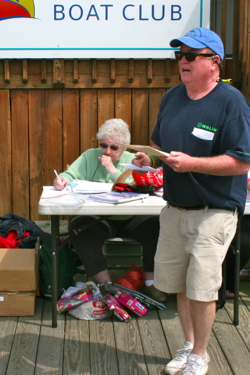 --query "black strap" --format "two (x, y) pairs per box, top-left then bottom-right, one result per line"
(71, 216), (106, 237)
